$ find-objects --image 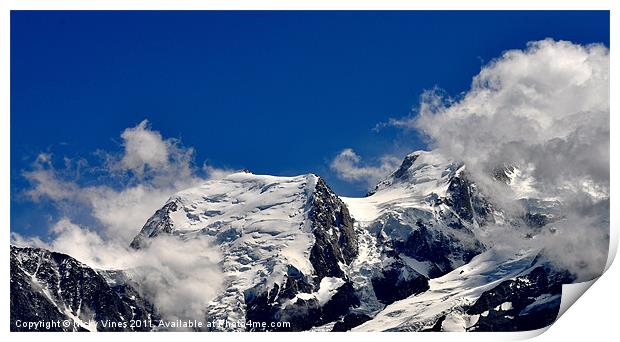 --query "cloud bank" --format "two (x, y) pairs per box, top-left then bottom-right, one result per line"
(14, 120), (231, 323)
(392, 39), (610, 280)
